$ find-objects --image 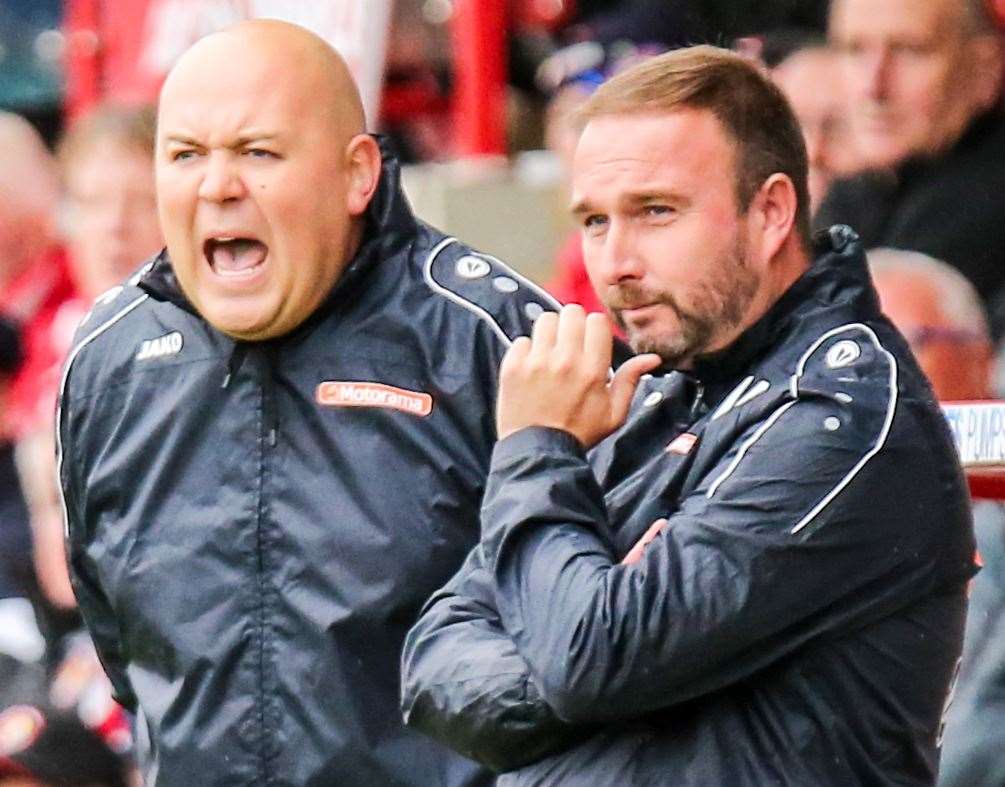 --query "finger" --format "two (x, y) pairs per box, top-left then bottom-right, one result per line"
(583, 312), (614, 375)
(609, 353), (662, 422)
(556, 304), (587, 361)
(529, 311), (559, 362)
(500, 335), (531, 378)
